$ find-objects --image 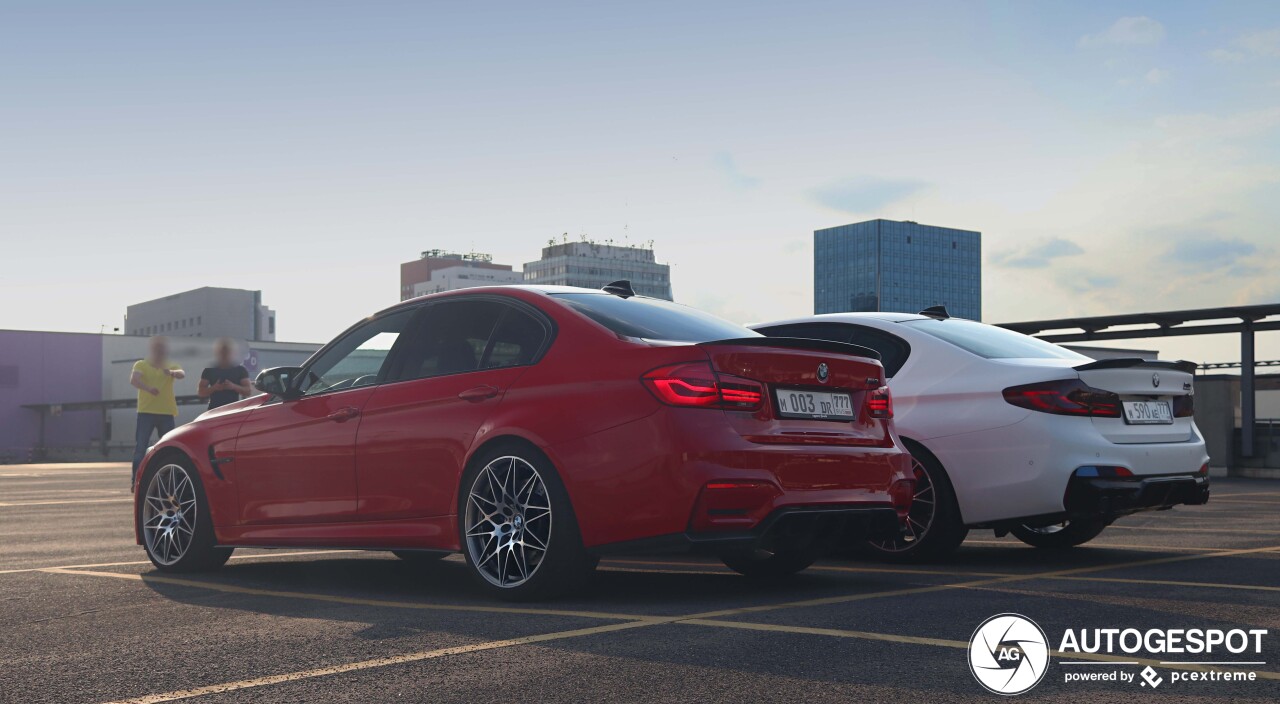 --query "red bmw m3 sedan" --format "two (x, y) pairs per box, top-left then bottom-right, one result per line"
(134, 283), (913, 599)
